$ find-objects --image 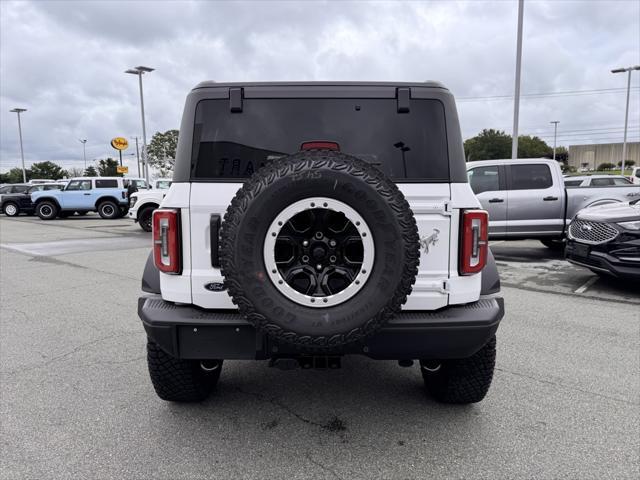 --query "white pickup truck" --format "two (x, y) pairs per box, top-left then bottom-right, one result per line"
(466, 158), (640, 248)
(128, 181), (172, 231)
